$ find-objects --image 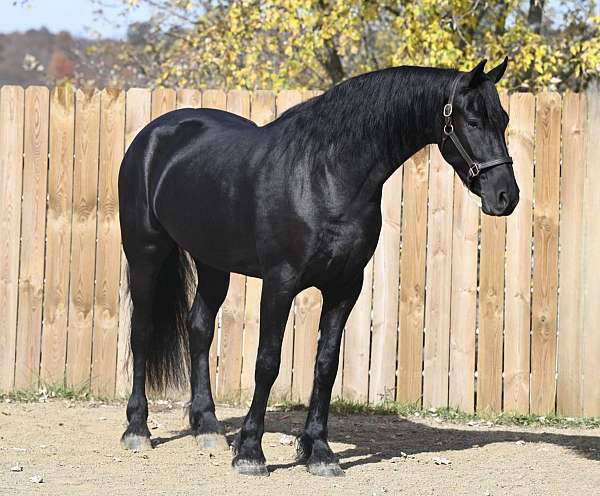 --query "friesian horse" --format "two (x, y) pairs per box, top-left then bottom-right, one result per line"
(118, 59), (519, 476)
